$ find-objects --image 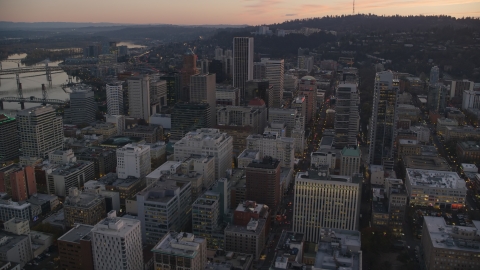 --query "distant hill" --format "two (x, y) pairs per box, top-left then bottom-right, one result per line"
(268, 14), (480, 32)
(0, 21), (131, 30)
